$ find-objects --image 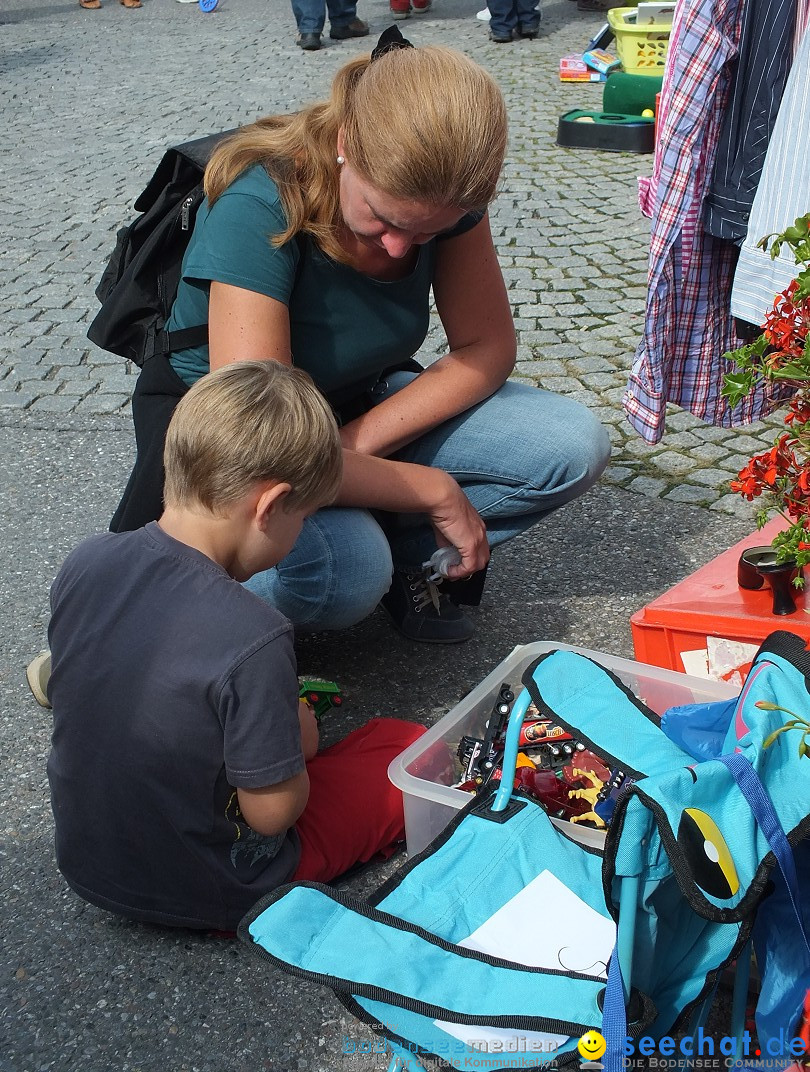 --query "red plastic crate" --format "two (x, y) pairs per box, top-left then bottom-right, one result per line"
(631, 518), (810, 680)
